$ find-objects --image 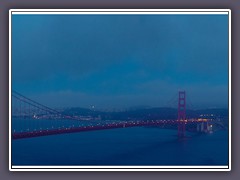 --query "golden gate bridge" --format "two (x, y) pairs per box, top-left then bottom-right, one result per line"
(11, 91), (212, 140)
